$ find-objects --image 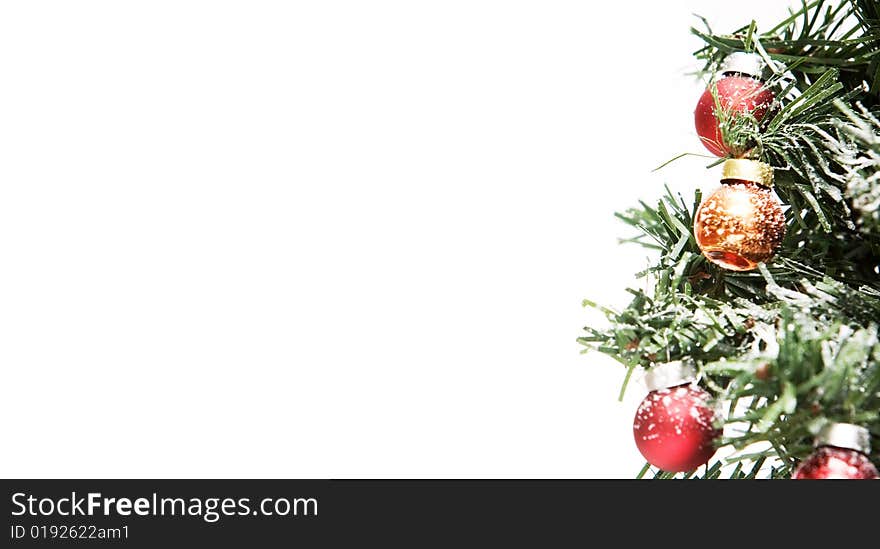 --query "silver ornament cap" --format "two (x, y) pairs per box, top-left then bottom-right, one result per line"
(644, 361), (696, 392)
(719, 52), (767, 80)
(815, 422), (871, 455)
